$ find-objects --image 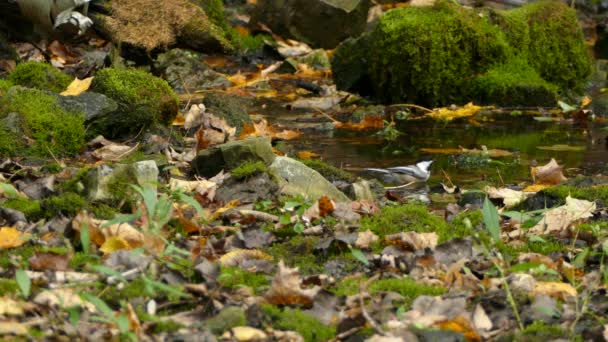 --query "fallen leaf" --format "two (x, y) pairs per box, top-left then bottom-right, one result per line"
(0, 297), (25, 316)
(60, 77), (93, 96)
(435, 316), (481, 342)
(297, 151), (319, 160)
(265, 260), (321, 307)
(485, 186), (531, 208)
(419, 146), (512, 157)
(0, 227), (30, 249)
(531, 158), (567, 185)
(277, 39), (312, 57)
(302, 196), (335, 222)
(537, 145), (584, 152)
(472, 304), (492, 331)
(333, 116), (384, 131)
(29, 252), (71, 271)
(426, 102), (484, 121)
(231, 326), (268, 341)
(92, 143), (138, 161)
(522, 184), (549, 193)
(581, 96), (592, 108)
(126, 303), (141, 335)
(532, 281), (577, 299)
(529, 196), (595, 235)
(219, 249), (273, 267)
(239, 119), (300, 141)
(100, 236), (132, 255)
(384, 231), (438, 251)
(354, 230), (379, 249)
(0, 321), (27, 335)
(34, 288), (96, 312)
